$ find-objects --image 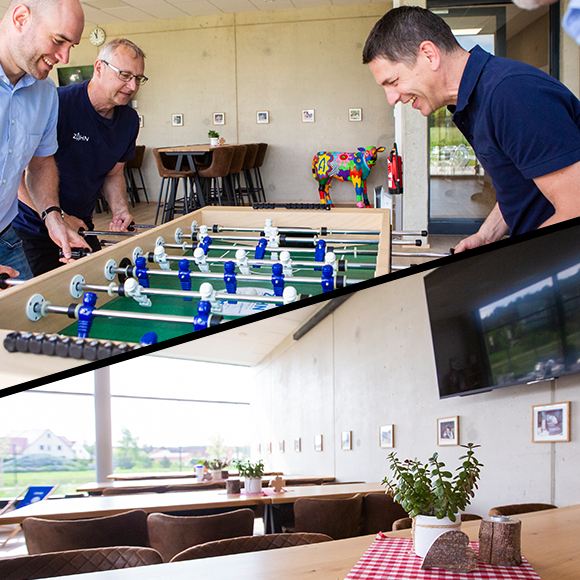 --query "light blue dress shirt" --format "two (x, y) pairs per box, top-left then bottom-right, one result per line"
(563, 0), (580, 45)
(0, 63), (58, 233)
